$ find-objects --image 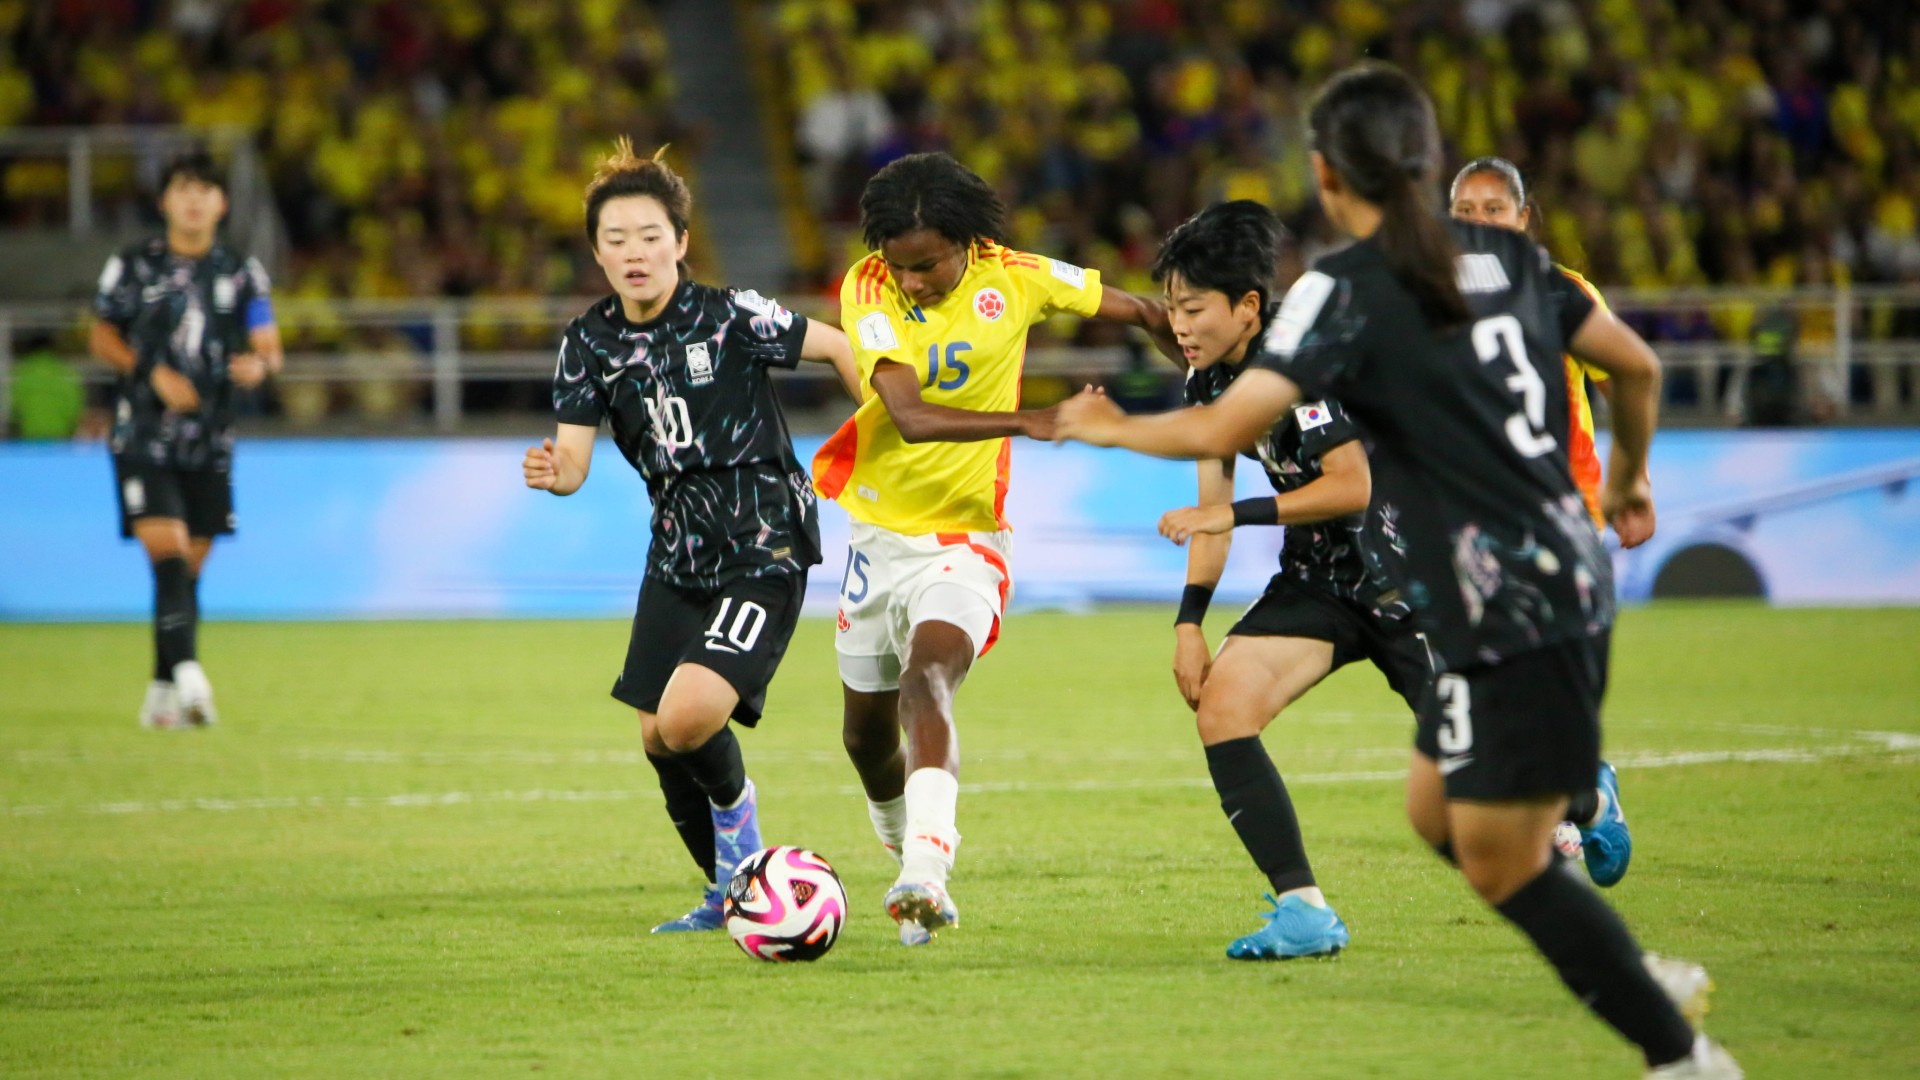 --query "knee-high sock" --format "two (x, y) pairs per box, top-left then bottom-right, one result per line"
(899, 767), (960, 884)
(1205, 736), (1315, 894)
(1495, 860), (1697, 1068)
(676, 725), (746, 809)
(152, 557), (196, 679)
(646, 751), (717, 883)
